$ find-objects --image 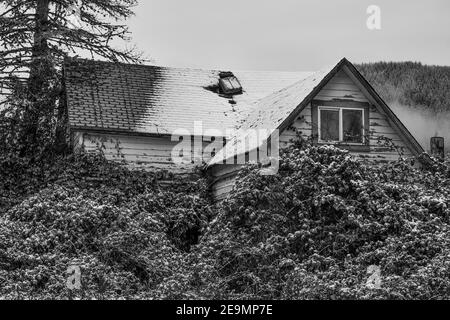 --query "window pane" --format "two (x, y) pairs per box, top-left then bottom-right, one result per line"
(320, 109), (340, 141)
(343, 109), (363, 143)
(219, 76), (243, 94)
(229, 77), (241, 89)
(220, 78), (233, 91)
